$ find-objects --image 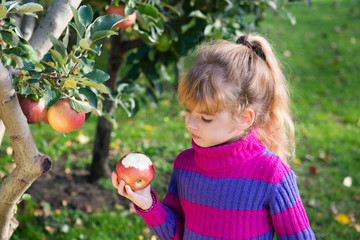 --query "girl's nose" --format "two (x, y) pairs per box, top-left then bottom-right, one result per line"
(186, 113), (198, 129)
